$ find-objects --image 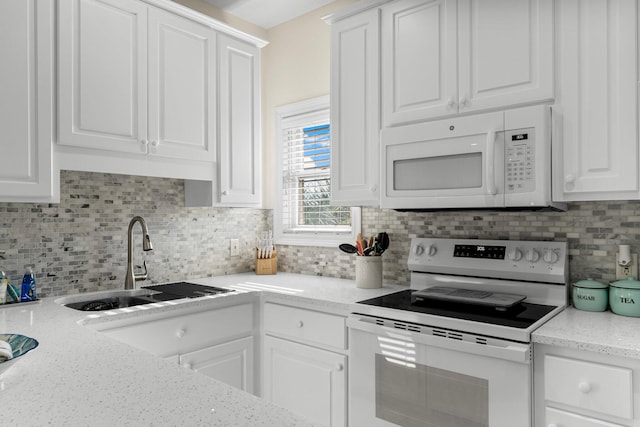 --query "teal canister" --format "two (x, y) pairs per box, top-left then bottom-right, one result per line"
(609, 276), (640, 317)
(572, 278), (608, 312)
